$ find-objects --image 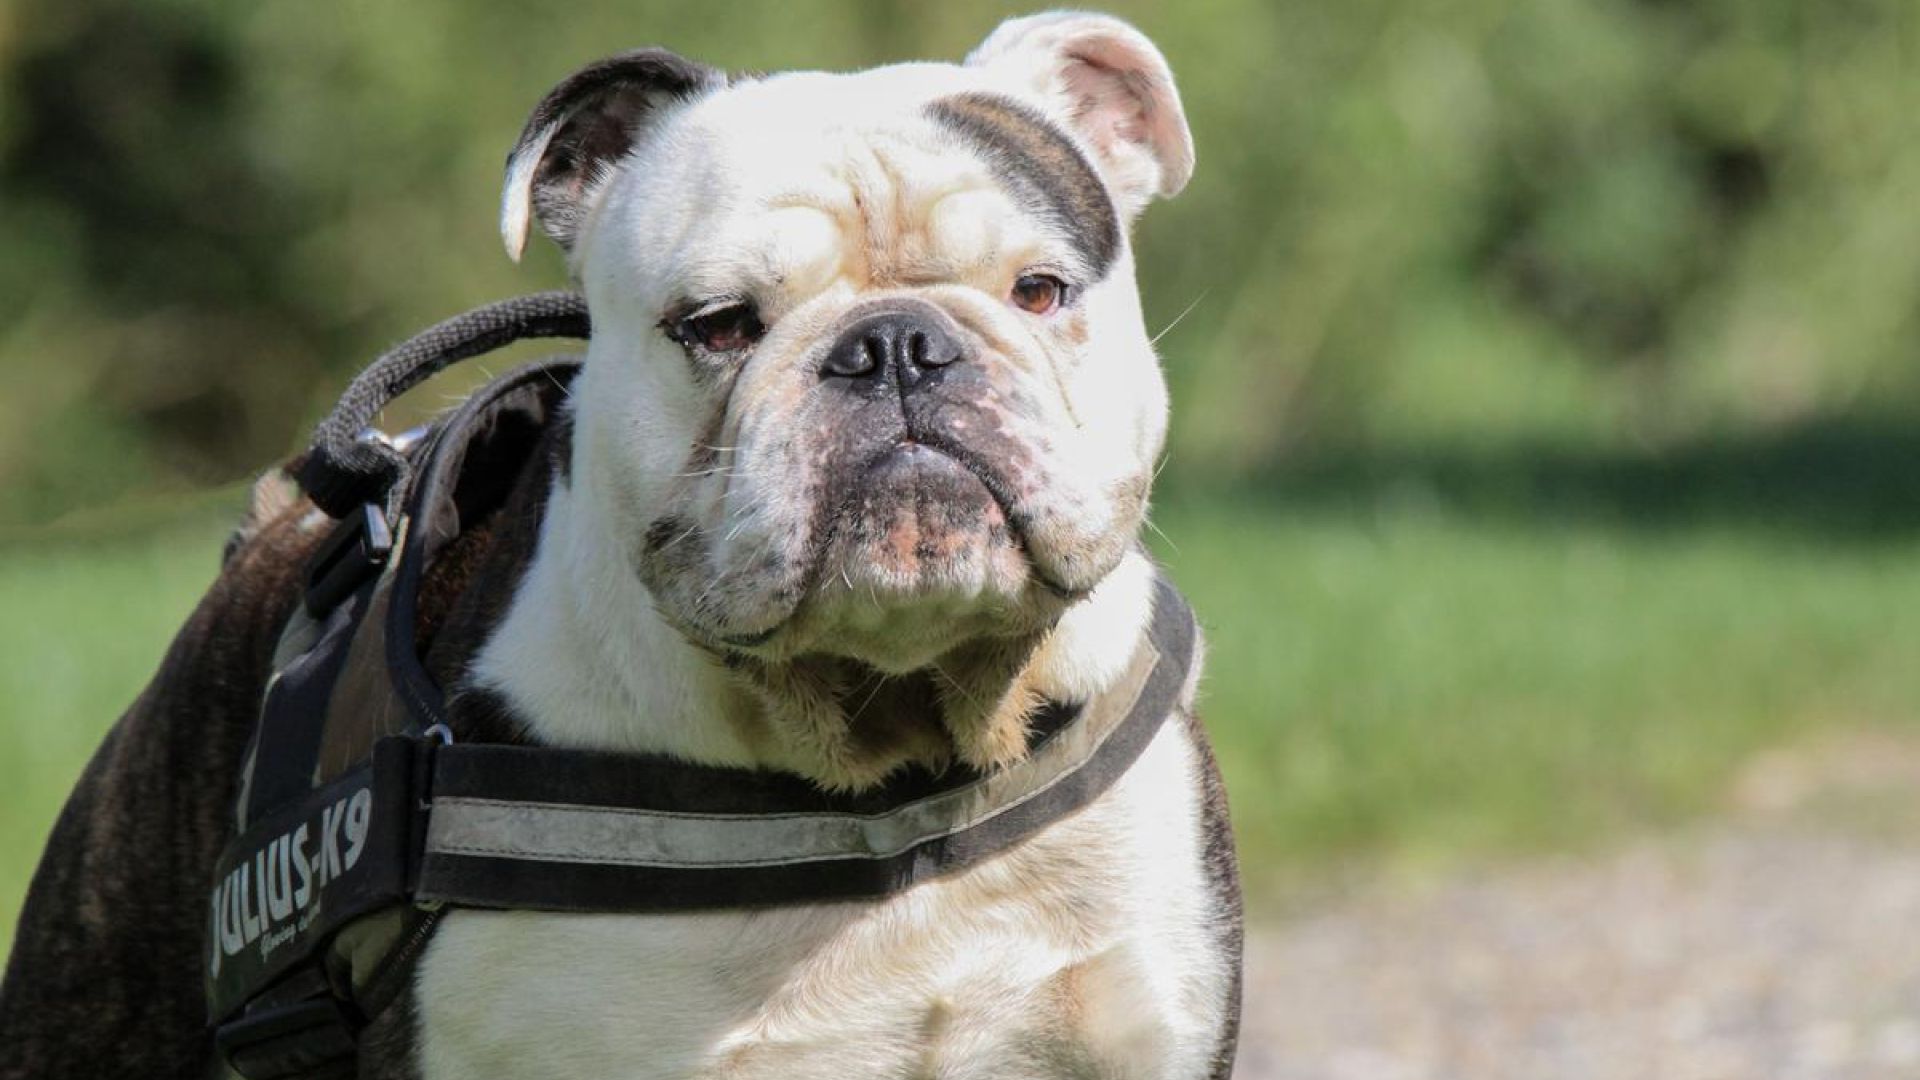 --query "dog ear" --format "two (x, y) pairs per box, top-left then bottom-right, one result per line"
(502, 48), (724, 262)
(966, 14), (1194, 218)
